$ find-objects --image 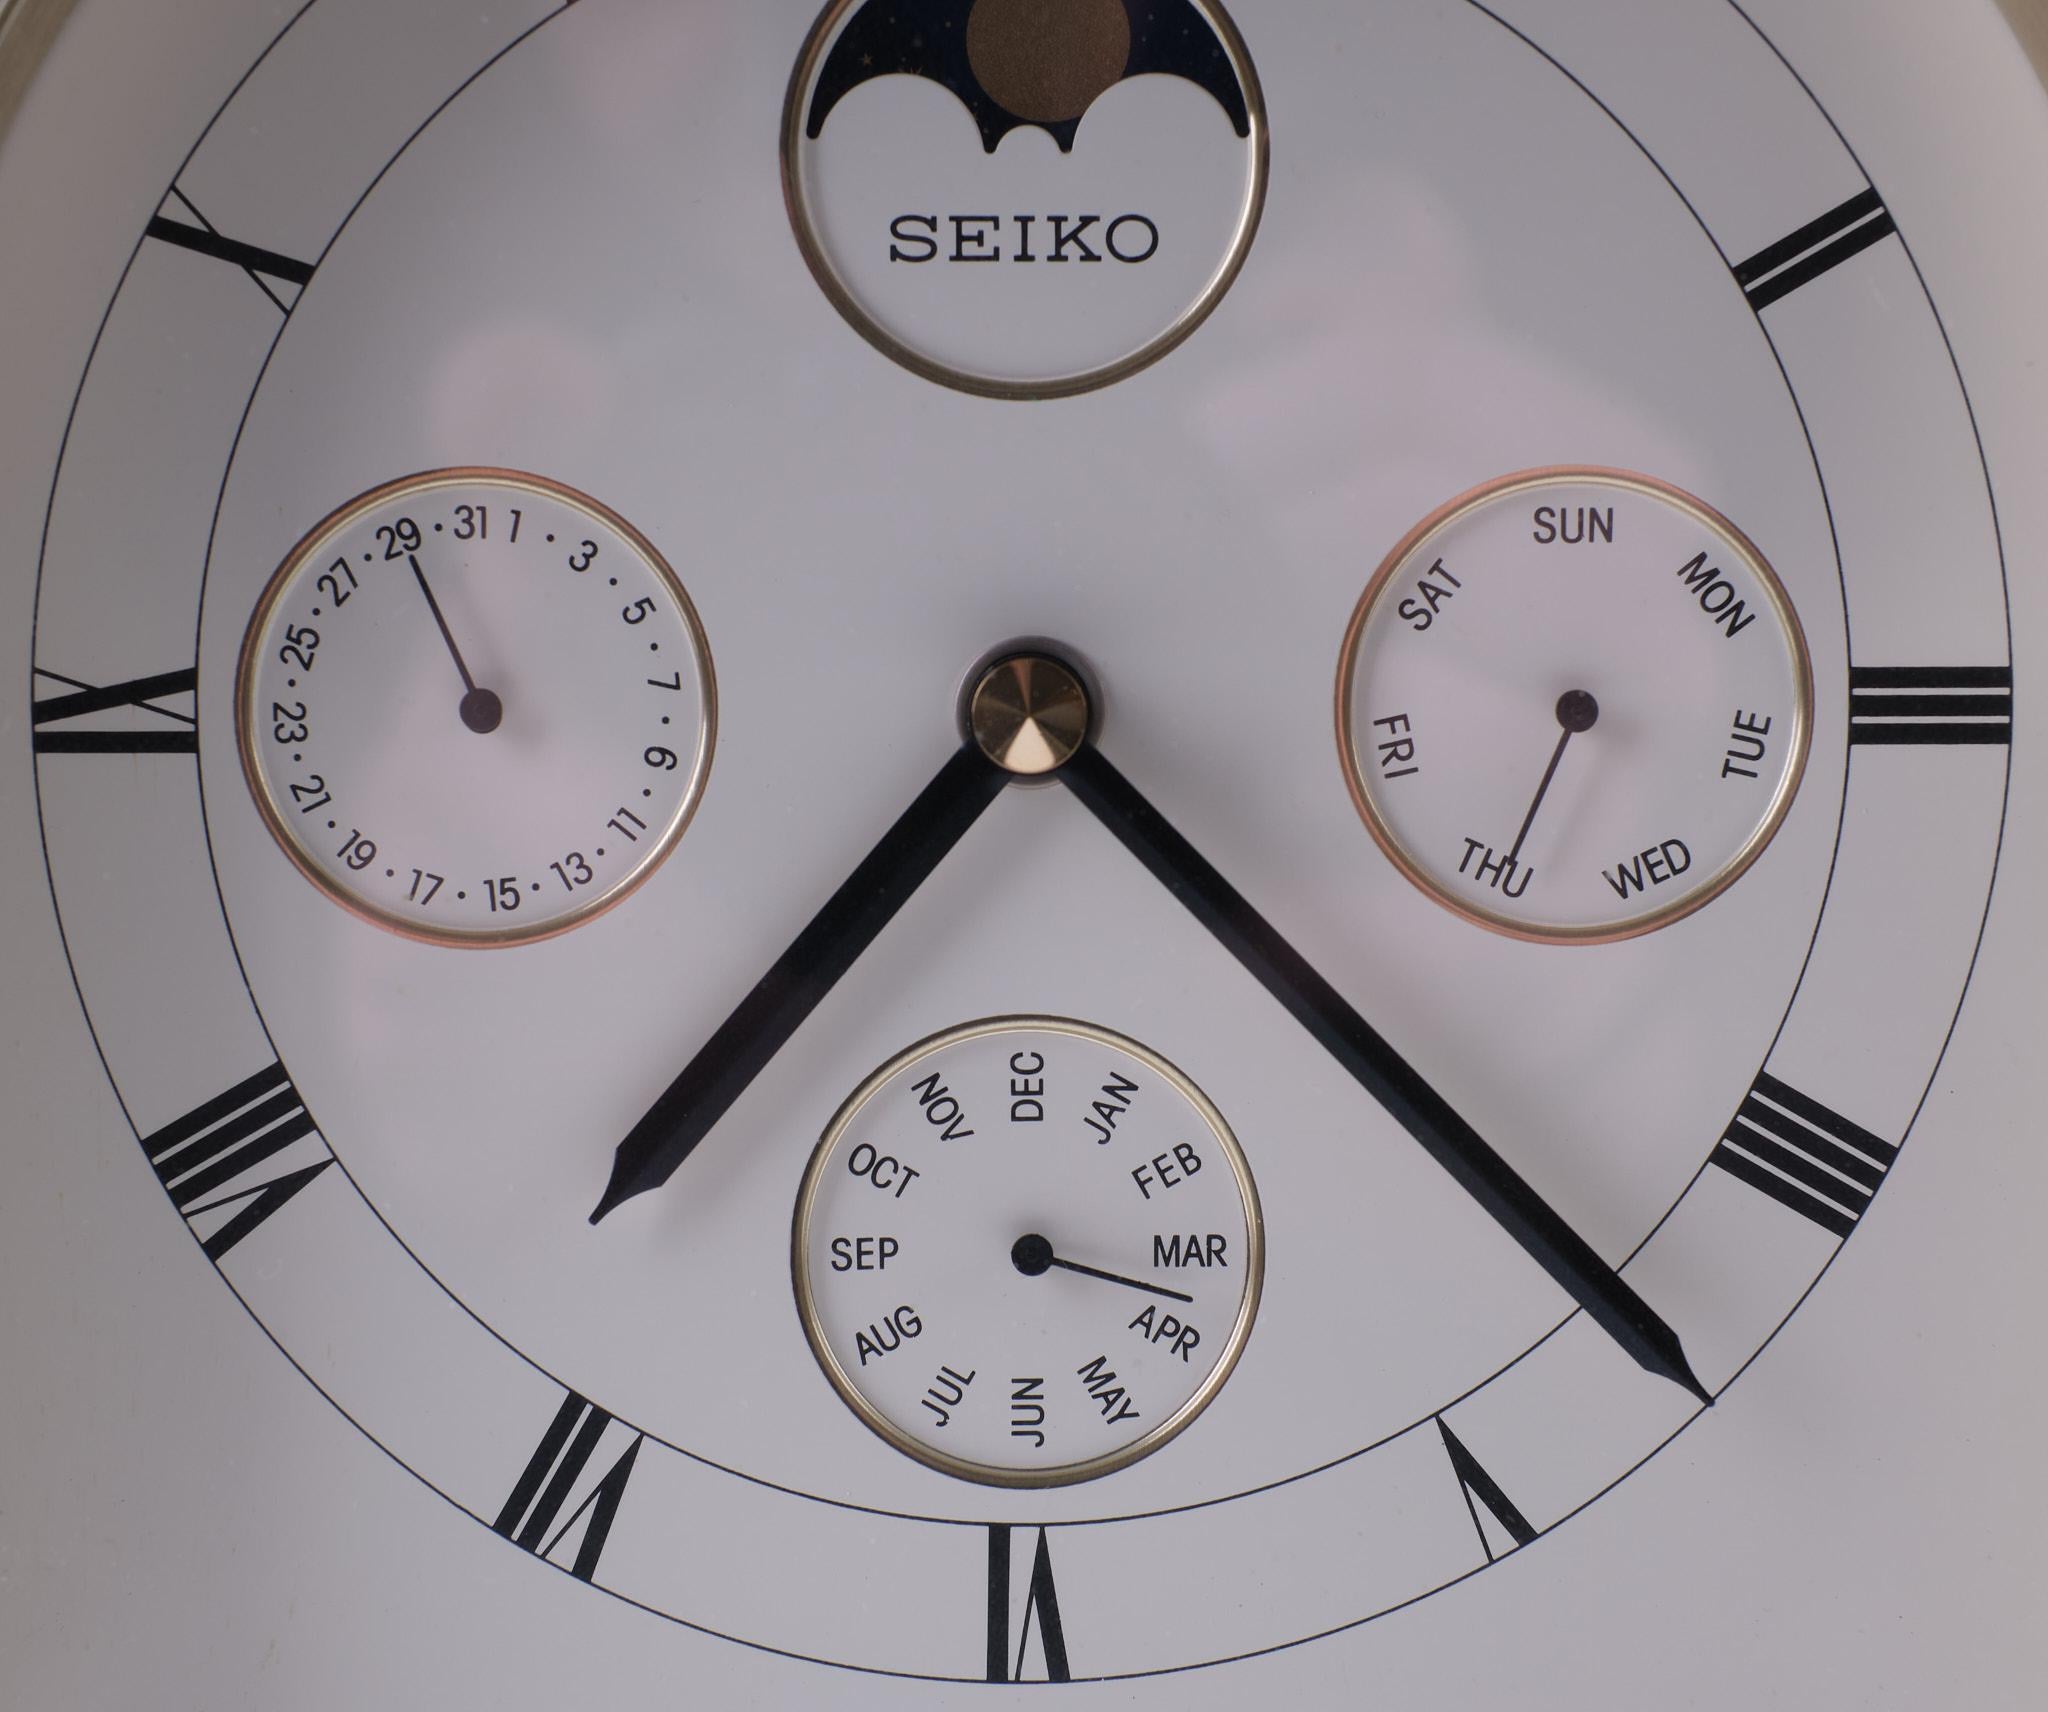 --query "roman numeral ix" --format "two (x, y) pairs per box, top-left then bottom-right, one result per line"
(146, 187), (315, 314)
(1437, 1417), (1538, 1563)
(1735, 188), (1897, 310)
(141, 1062), (335, 1261)
(1712, 1071), (1899, 1239)
(987, 1524), (1071, 1684)
(1850, 666), (2013, 746)
(32, 667), (198, 755)
(493, 1392), (643, 1583)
